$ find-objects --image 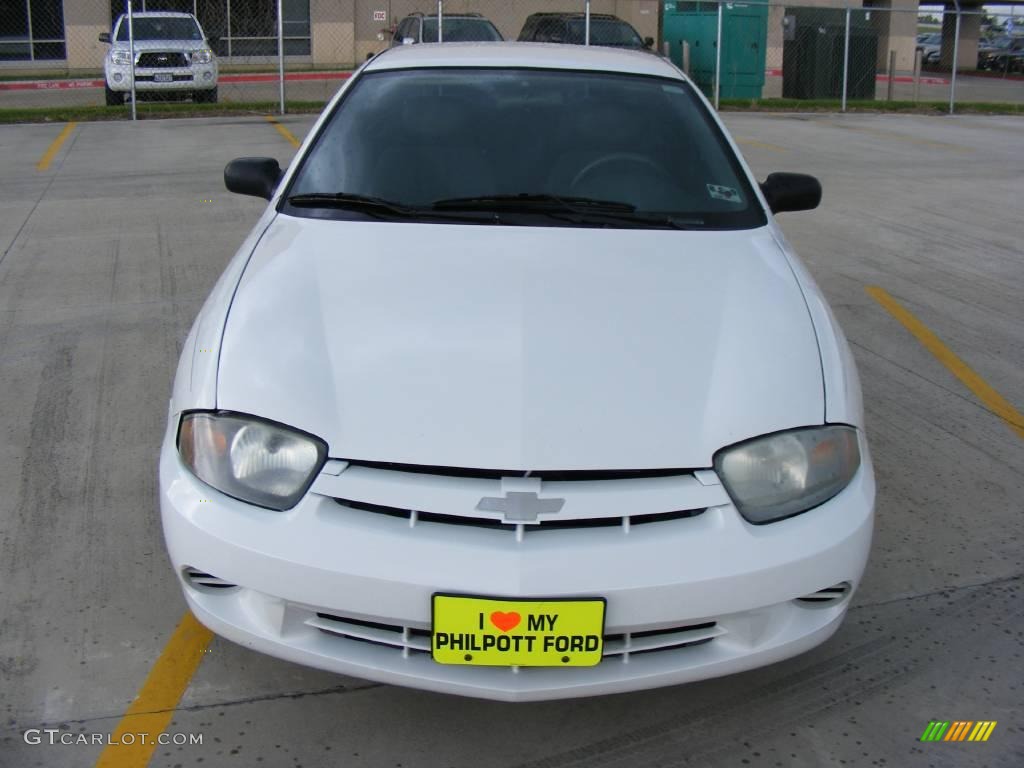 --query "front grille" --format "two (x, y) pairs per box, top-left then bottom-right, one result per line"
(333, 497), (705, 534)
(137, 51), (188, 68)
(308, 611), (723, 663)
